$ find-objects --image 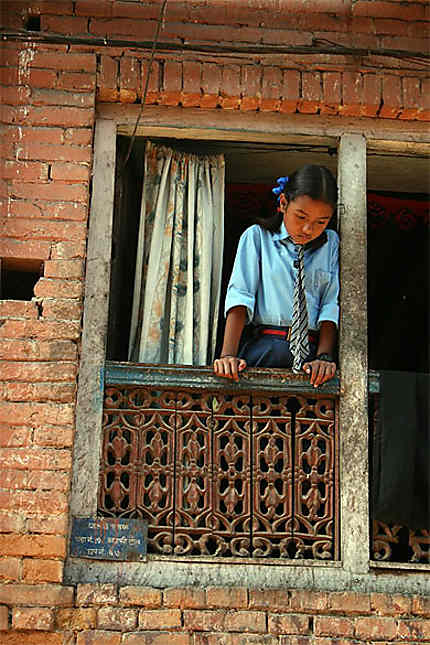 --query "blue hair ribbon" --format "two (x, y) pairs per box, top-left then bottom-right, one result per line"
(272, 176), (289, 202)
